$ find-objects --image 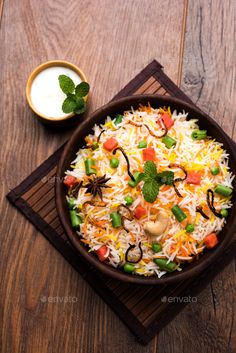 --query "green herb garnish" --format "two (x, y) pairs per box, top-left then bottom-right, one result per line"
(58, 75), (90, 114)
(156, 171), (174, 185)
(143, 160), (158, 177)
(59, 75), (75, 94)
(142, 179), (160, 203)
(141, 161), (174, 203)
